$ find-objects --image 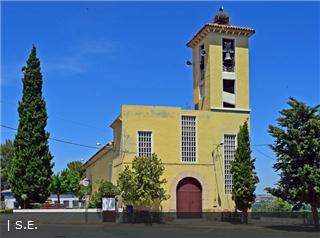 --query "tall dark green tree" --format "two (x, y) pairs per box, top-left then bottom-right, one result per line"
(267, 98), (320, 228)
(8, 46), (53, 208)
(231, 121), (259, 223)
